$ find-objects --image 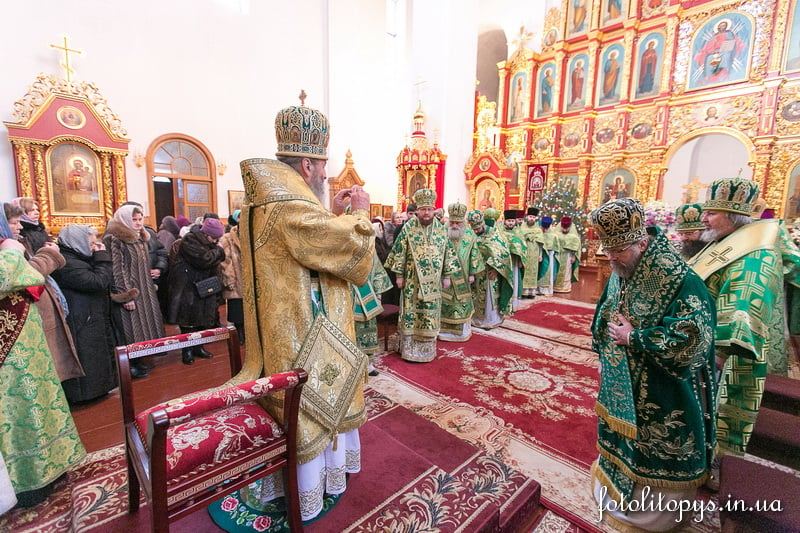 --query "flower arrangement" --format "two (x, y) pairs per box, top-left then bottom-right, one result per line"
(643, 200), (677, 235)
